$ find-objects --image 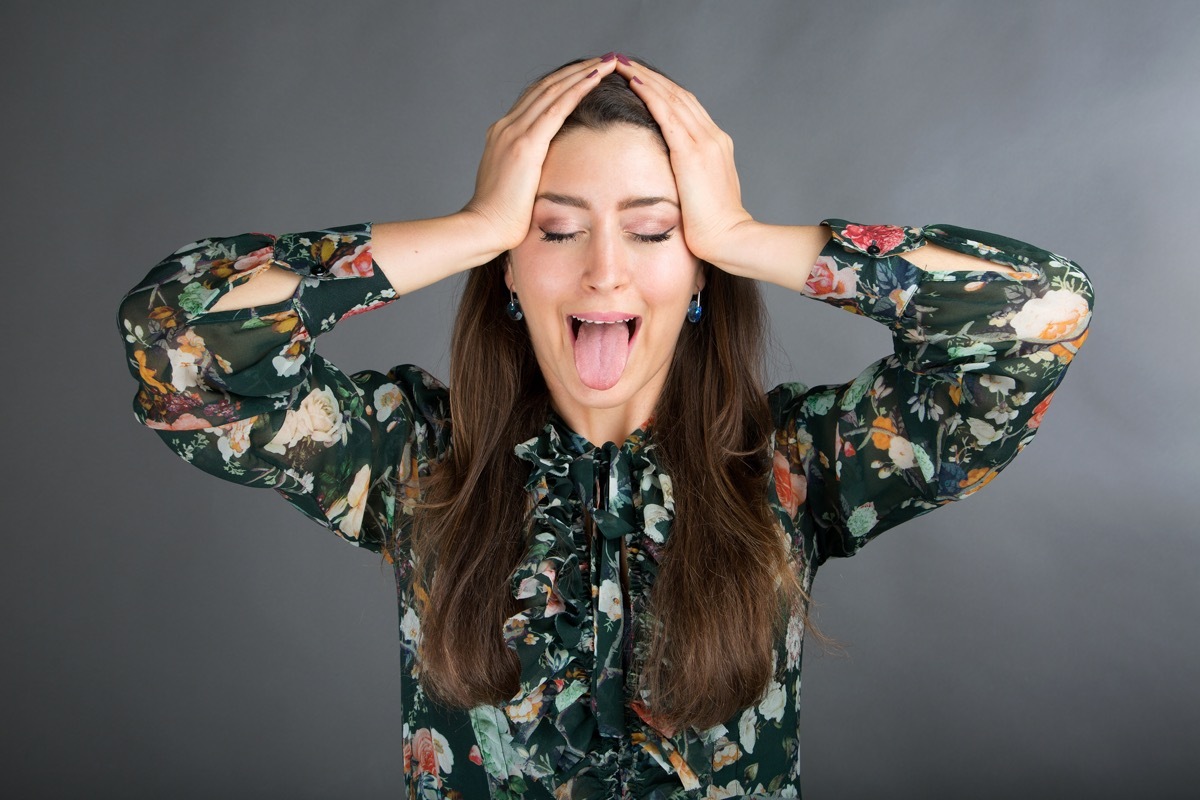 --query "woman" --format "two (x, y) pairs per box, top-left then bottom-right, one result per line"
(118, 54), (1093, 799)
